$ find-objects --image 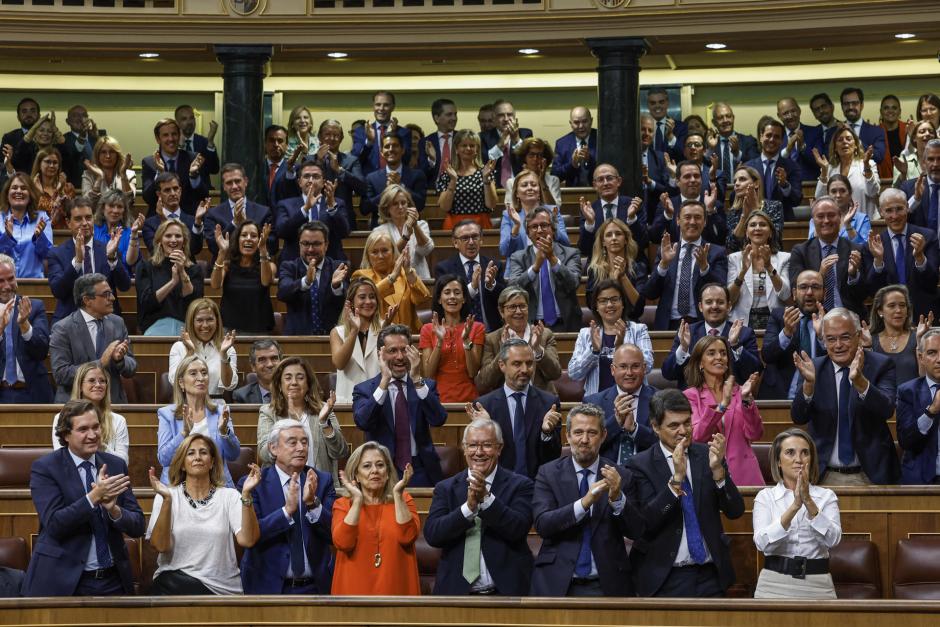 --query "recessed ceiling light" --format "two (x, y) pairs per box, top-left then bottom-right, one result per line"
(518, 48), (539, 55)
(327, 52), (348, 59)
(894, 33), (916, 39)
(138, 52), (160, 59)
(705, 43), (727, 50)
